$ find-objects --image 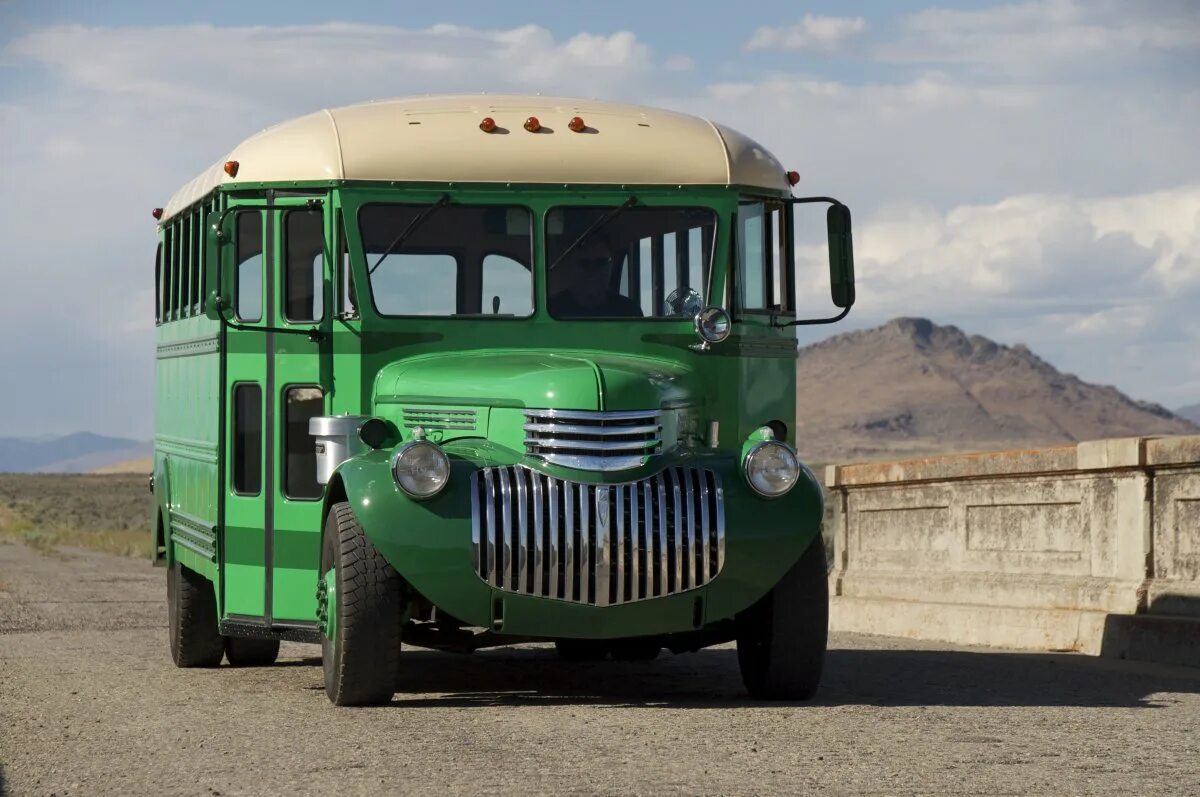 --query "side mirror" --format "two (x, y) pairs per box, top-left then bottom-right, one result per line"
(204, 211), (226, 321)
(826, 204), (855, 309)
